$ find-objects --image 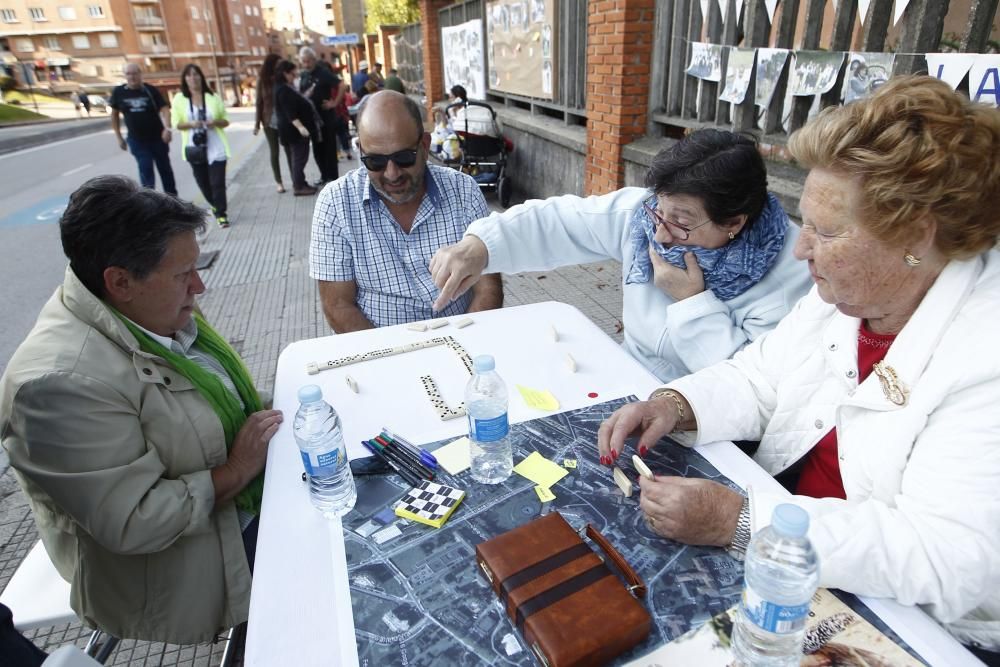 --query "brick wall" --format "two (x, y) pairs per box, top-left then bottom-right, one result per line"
(418, 0), (454, 116)
(378, 26), (401, 70)
(584, 0), (656, 195)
